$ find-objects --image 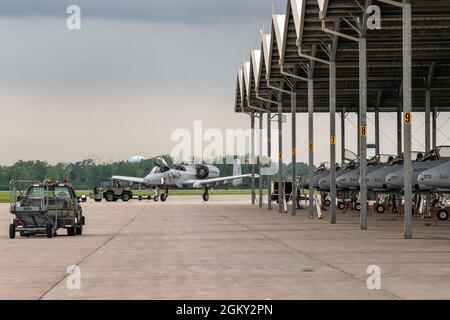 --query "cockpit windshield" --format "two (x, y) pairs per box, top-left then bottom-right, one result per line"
(344, 149), (359, 162)
(314, 163), (327, 173)
(438, 146), (450, 159)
